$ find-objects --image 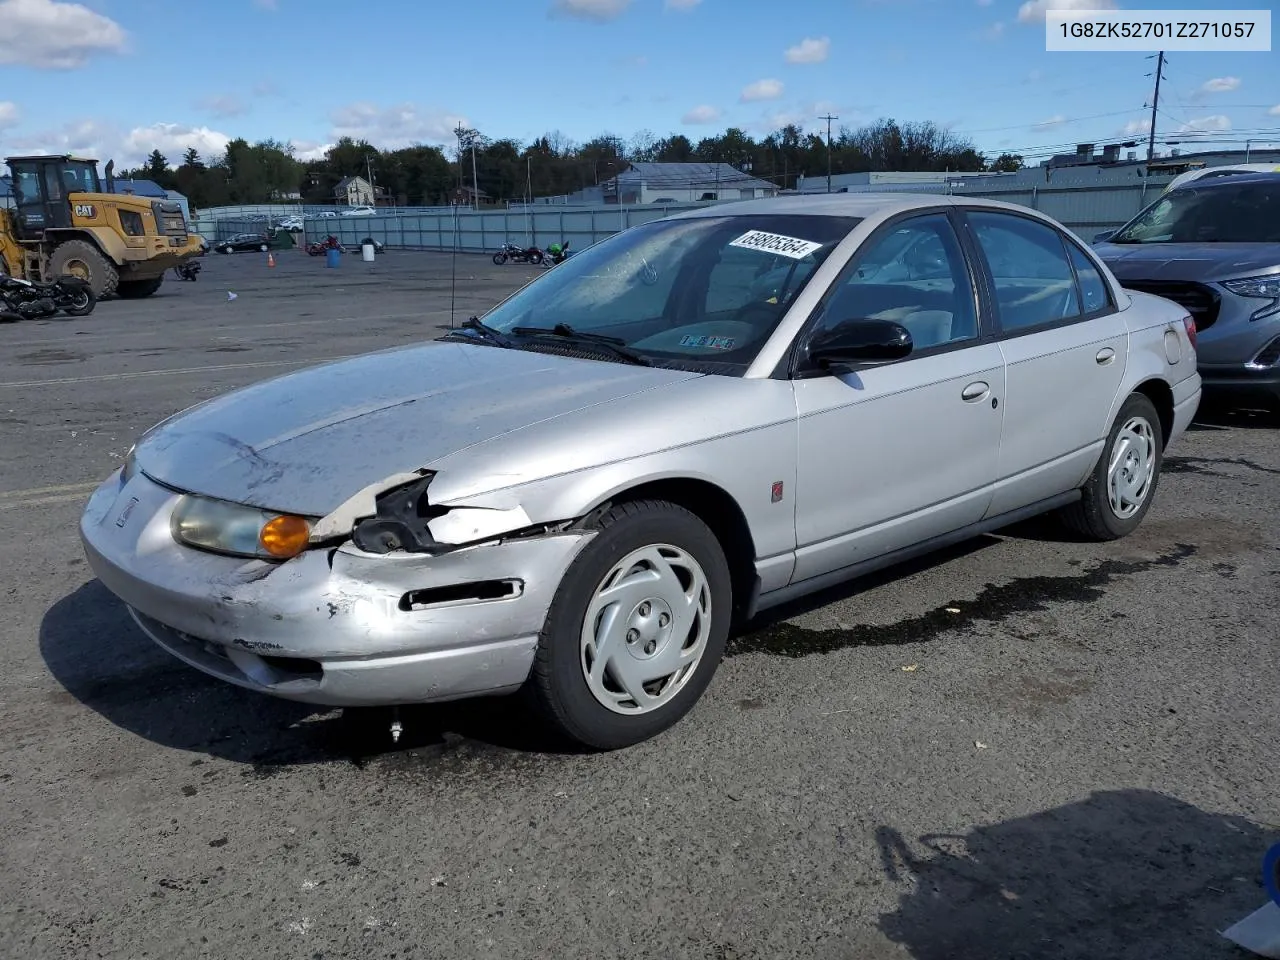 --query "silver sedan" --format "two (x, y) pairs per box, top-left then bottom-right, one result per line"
(79, 194), (1202, 749)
